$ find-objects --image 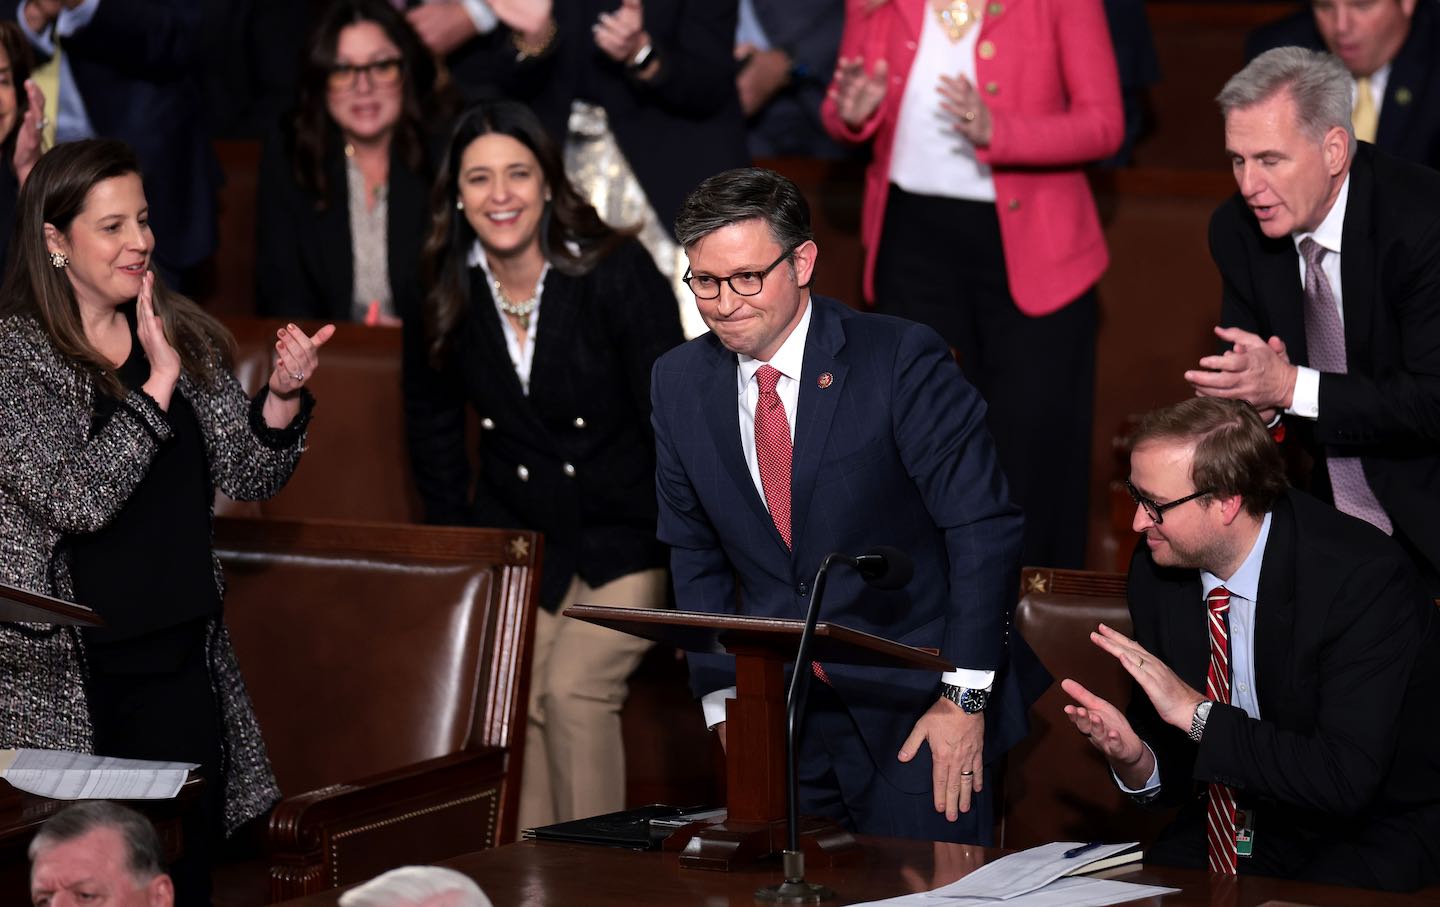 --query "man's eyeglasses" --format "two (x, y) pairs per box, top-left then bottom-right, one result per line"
(682, 245), (797, 300)
(1123, 479), (1212, 525)
(327, 58), (403, 92)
